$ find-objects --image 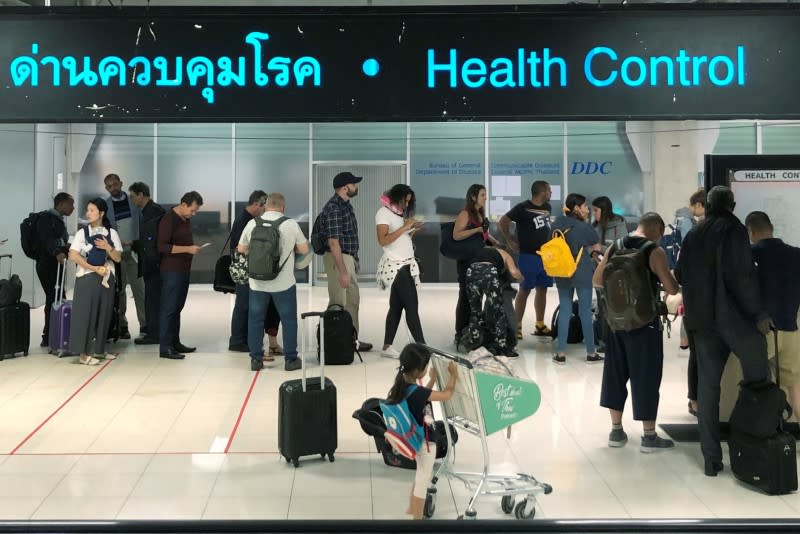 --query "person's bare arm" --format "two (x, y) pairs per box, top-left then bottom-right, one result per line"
(649, 246), (680, 295)
(428, 362), (458, 402)
(499, 215), (518, 252)
(376, 219), (416, 247)
(295, 241), (310, 255)
(498, 248), (522, 280)
(592, 248), (611, 288)
(453, 210), (483, 241)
